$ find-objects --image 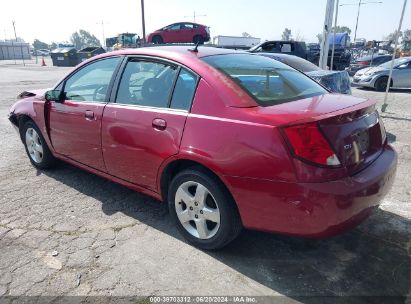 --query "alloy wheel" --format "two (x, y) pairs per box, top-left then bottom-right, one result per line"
(25, 128), (43, 163)
(174, 181), (221, 239)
